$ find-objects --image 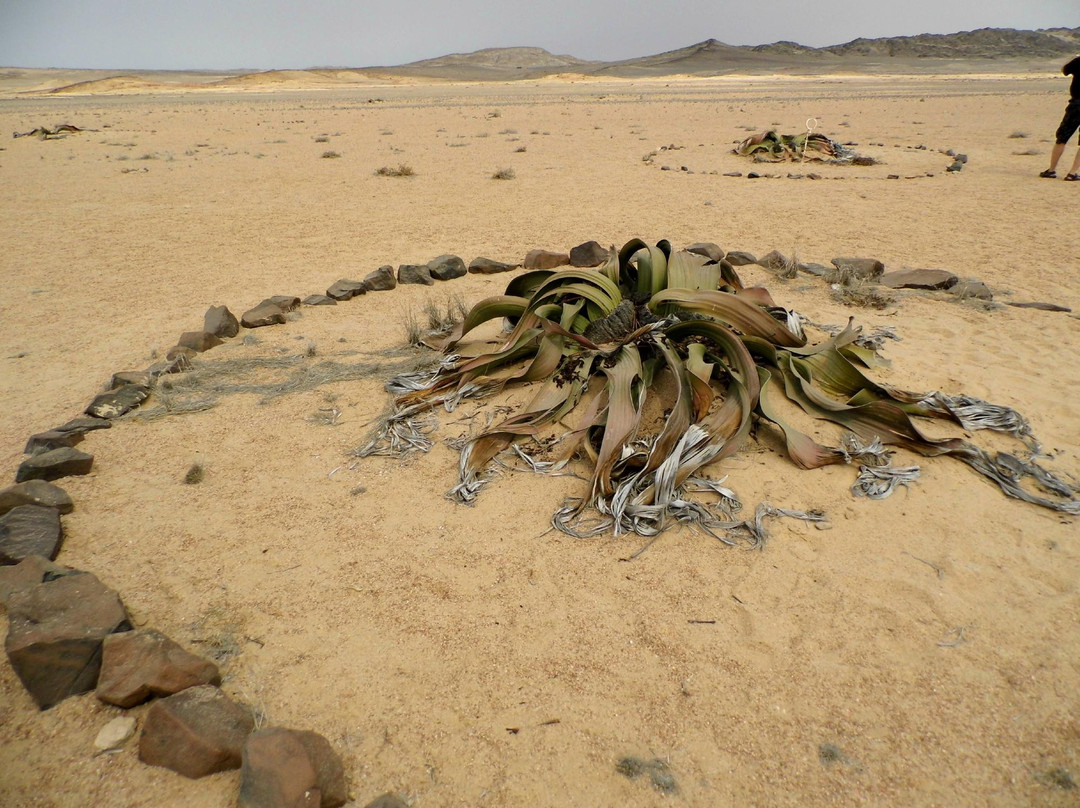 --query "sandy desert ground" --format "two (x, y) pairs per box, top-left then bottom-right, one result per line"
(1, 69), (1079, 807)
